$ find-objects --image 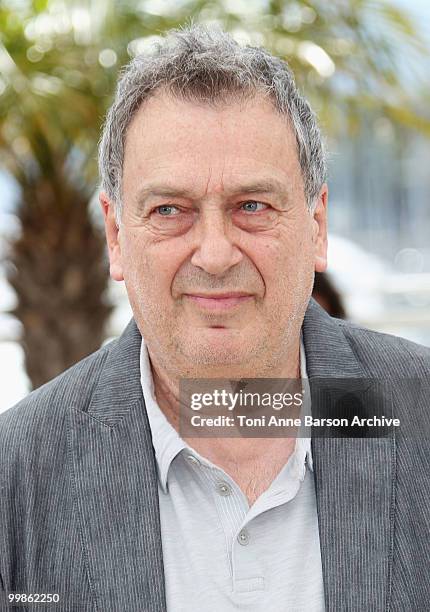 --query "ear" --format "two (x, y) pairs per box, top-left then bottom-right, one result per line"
(99, 192), (124, 281)
(311, 183), (328, 273)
